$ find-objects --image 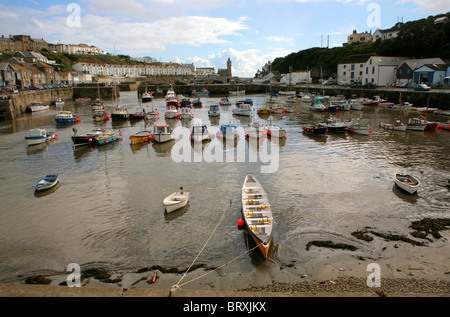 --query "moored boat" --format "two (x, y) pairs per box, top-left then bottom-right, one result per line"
(192, 98), (203, 108)
(216, 123), (238, 140)
(130, 131), (153, 145)
(437, 121), (450, 130)
(25, 129), (57, 146)
(54, 111), (80, 124)
(190, 124), (211, 142)
(164, 187), (189, 213)
(92, 110), (110, 122)
(27, 101), (49, 112)
(406, 118), (427, 131)
(232, 103), (252, 116)
(219, 97), (231, 106)
(346, 118), (371, 135)
(111, 106), (129, 120)
(302, 124), (327, 136)
(96, 130), (120, 145)
(324, 117), (347, 132)
(208, 104), (220, 117)
(165, 102), (179, 119)
(54, 97), (64, 106)
(241, 173), (273, 259)
(71, 128), (102, 147)
(153, 124), (174, 143)
(379, 120), (407, 131)
(245, 122), (266, 139)
(33, 174), (59, 191)
(142, 92), (153, 103)
(129, 108), (146, 120)
(309, 100), (326, 112)
(266, 124), (287, 138)
(394, 173), (421, 194)
(179, 106), (193, 119)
